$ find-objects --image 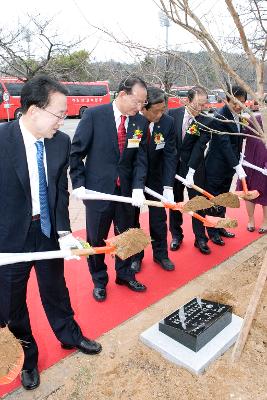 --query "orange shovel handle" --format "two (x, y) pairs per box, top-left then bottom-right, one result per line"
(187, 211), (215, 227)
(72, 246), (116, 256)
(241, 178), (248, 195)
(93, 246), (115, 254)
(191, 183), (215, 200)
